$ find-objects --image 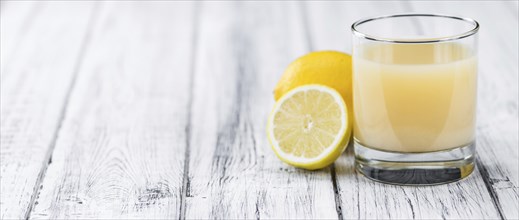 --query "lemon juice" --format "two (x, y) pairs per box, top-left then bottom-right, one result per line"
(353, 43), (477, 153)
